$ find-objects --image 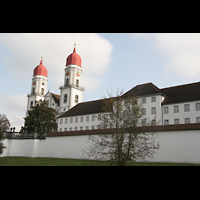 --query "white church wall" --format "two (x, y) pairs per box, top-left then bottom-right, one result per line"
(1, 129), (200, 164)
